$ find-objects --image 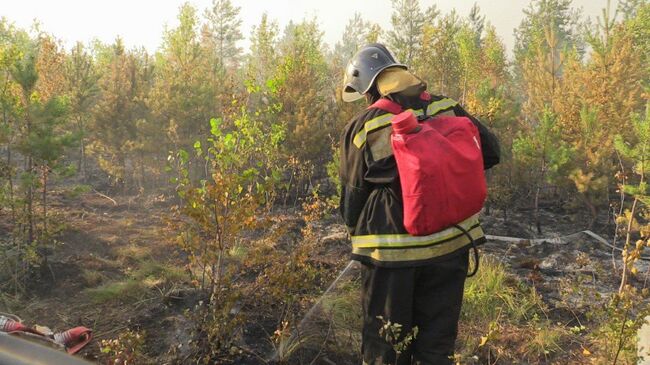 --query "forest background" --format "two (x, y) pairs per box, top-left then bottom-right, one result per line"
(1, 0), (650, 364)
